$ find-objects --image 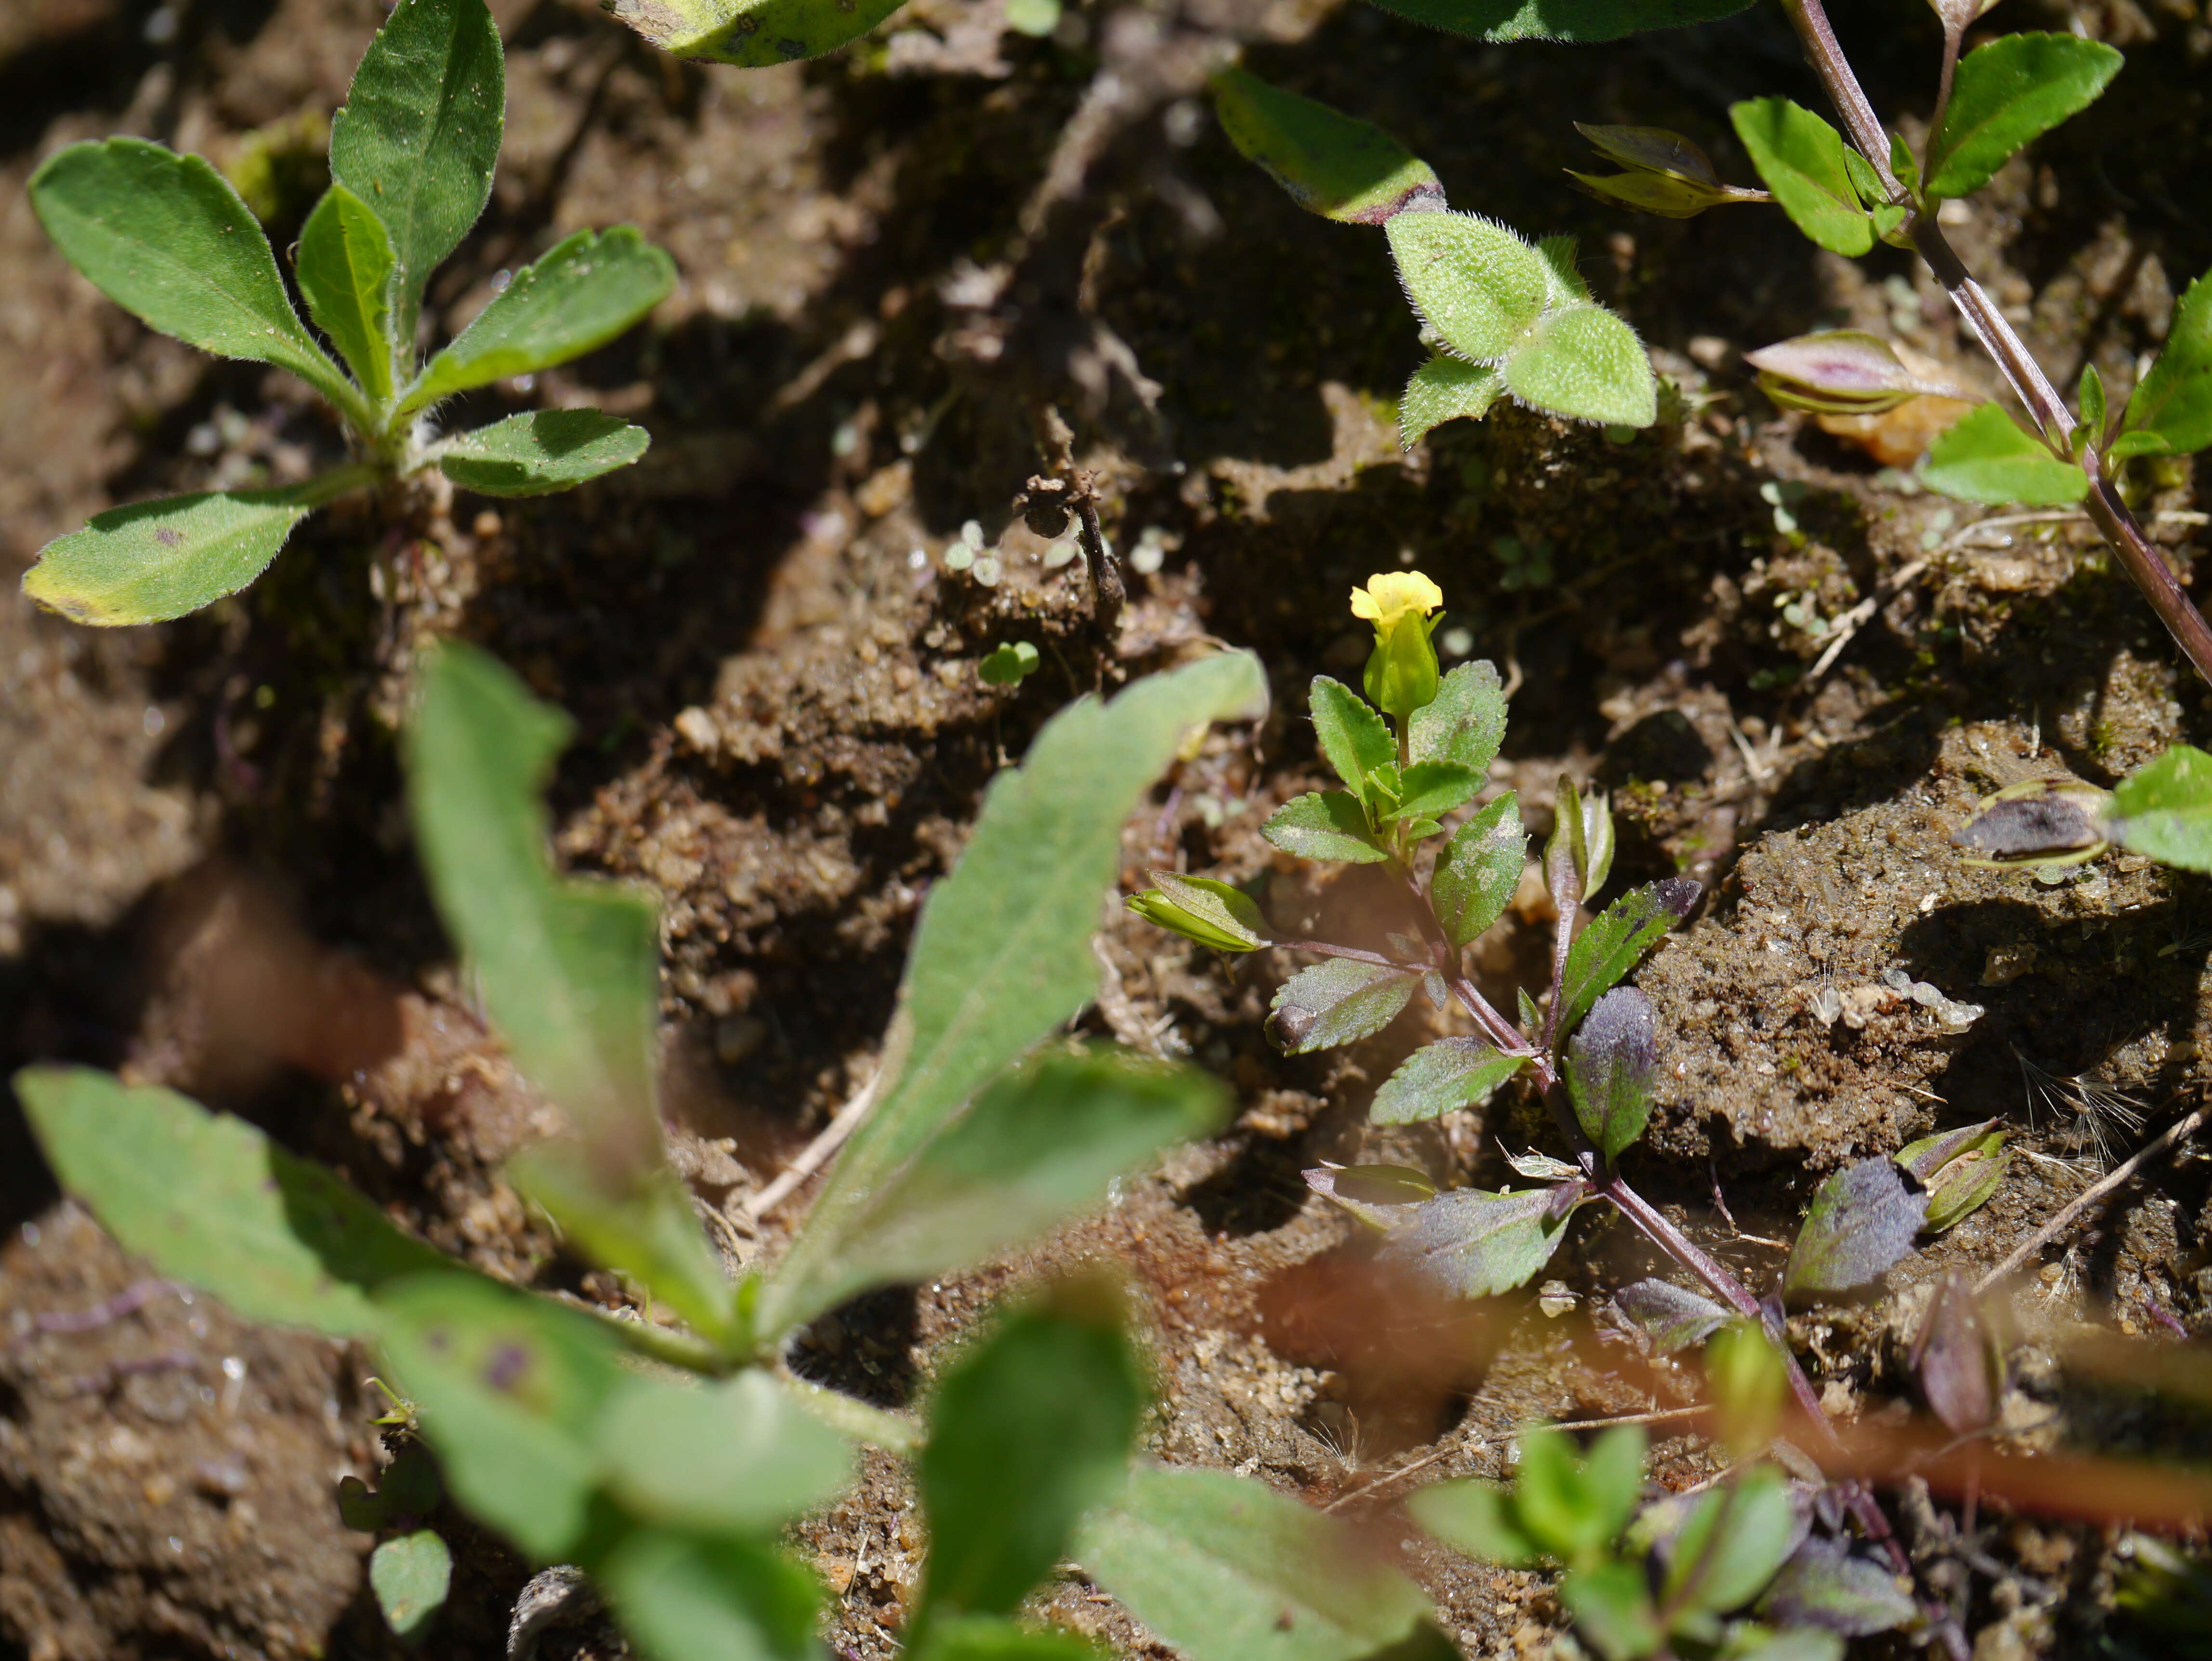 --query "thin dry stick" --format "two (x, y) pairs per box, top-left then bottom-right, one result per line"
(741, 1072), (881, 1223)
(1975, 1107), (2203, 1294)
